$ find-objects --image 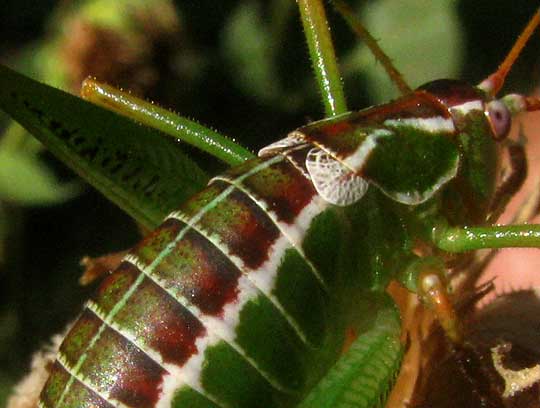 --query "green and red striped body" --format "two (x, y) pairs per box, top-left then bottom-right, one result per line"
(39, 79), (502, 408)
